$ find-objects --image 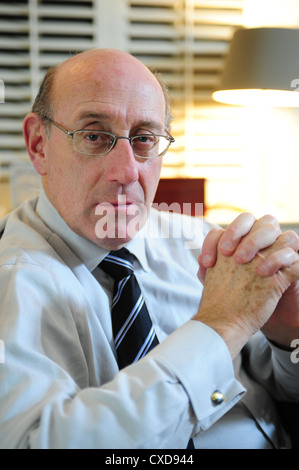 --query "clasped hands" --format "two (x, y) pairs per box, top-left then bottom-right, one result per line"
(195, 213), (299, 358)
